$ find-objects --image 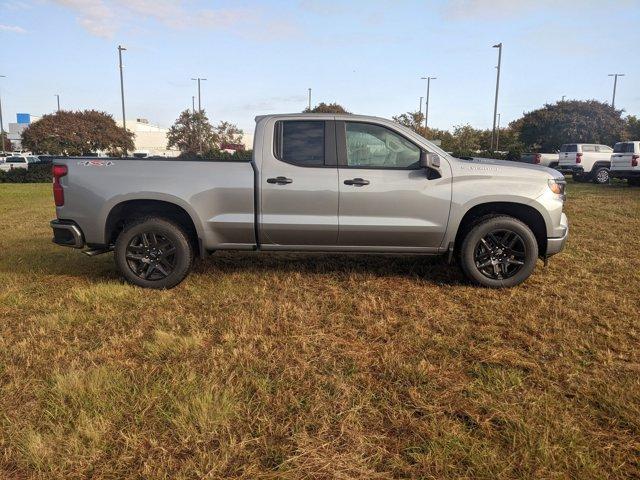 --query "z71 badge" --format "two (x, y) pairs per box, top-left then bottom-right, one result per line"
(77, 160), (115, 167)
